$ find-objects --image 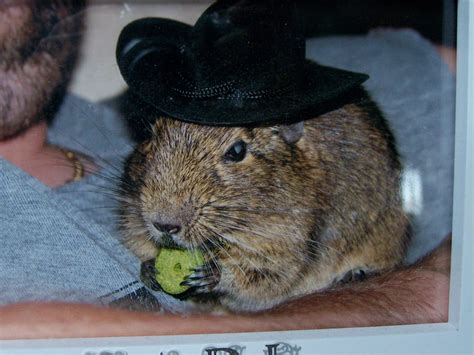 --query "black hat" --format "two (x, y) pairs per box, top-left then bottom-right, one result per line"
(116, 0), (369, 126)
